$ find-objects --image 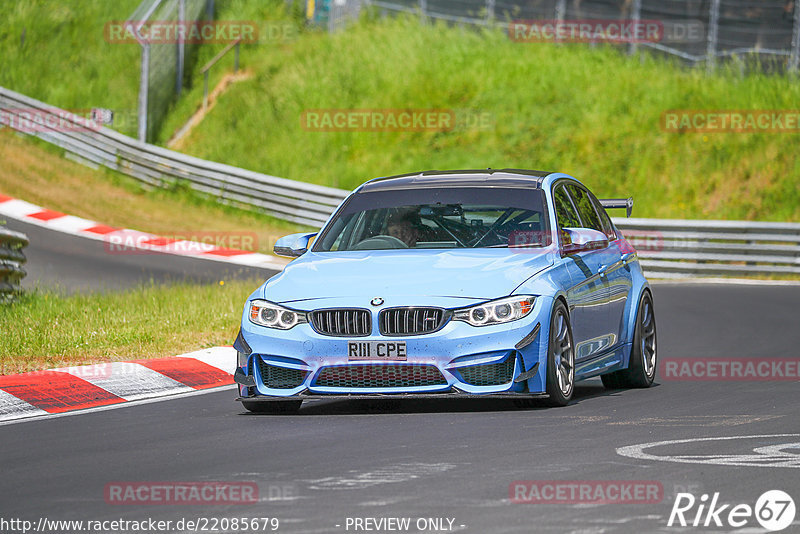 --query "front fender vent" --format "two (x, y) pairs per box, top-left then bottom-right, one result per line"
(256, 358), (308, 389)
(458, 357), (515, 386)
